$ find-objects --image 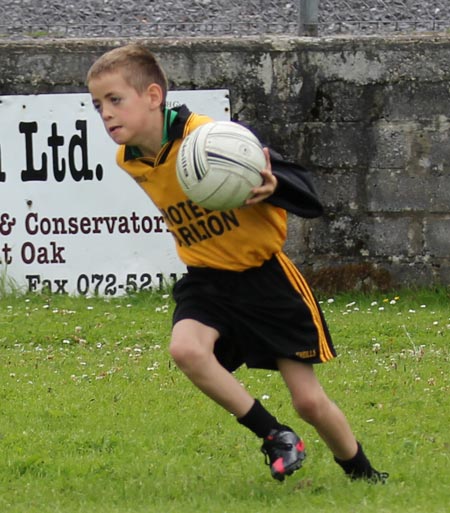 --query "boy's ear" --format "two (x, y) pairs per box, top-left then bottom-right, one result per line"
(146, 83), (164, 109)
